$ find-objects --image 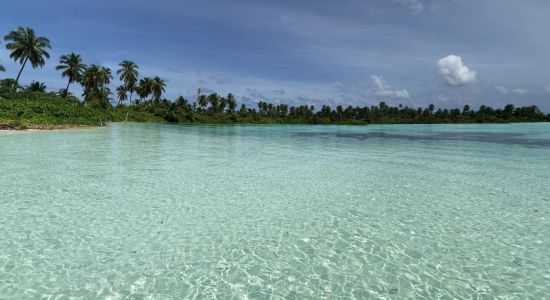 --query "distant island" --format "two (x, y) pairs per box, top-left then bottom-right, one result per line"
(1, 26), (549, 129)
